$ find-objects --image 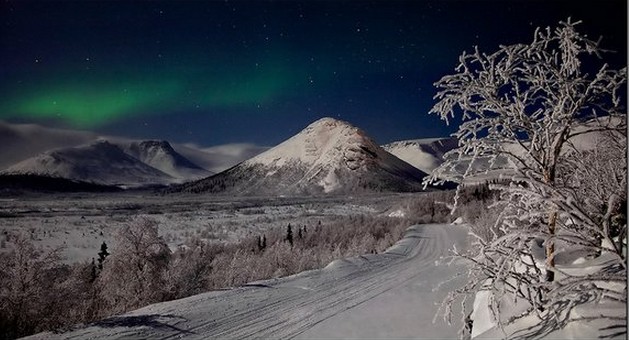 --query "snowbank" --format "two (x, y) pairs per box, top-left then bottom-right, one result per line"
(471, 250), (627, 339)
